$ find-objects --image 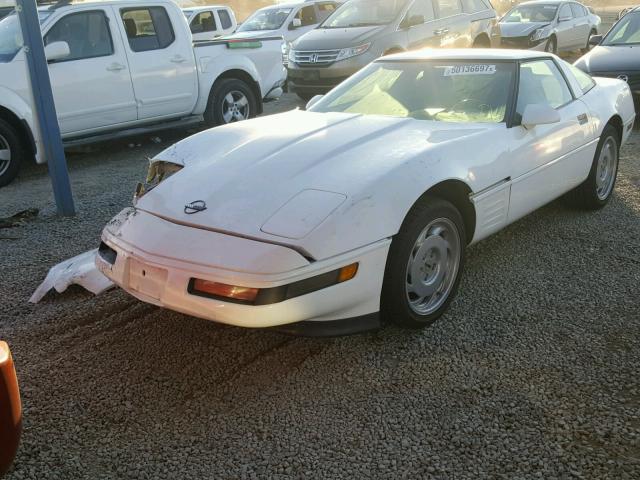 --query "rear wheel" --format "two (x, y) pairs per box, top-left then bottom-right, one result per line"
(565, 125), (620, 209)
(545, 36), (557, 54)
(204, 78), (257, 127)
(381, 197), (466, 329)
(0, 119), (25, 188)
